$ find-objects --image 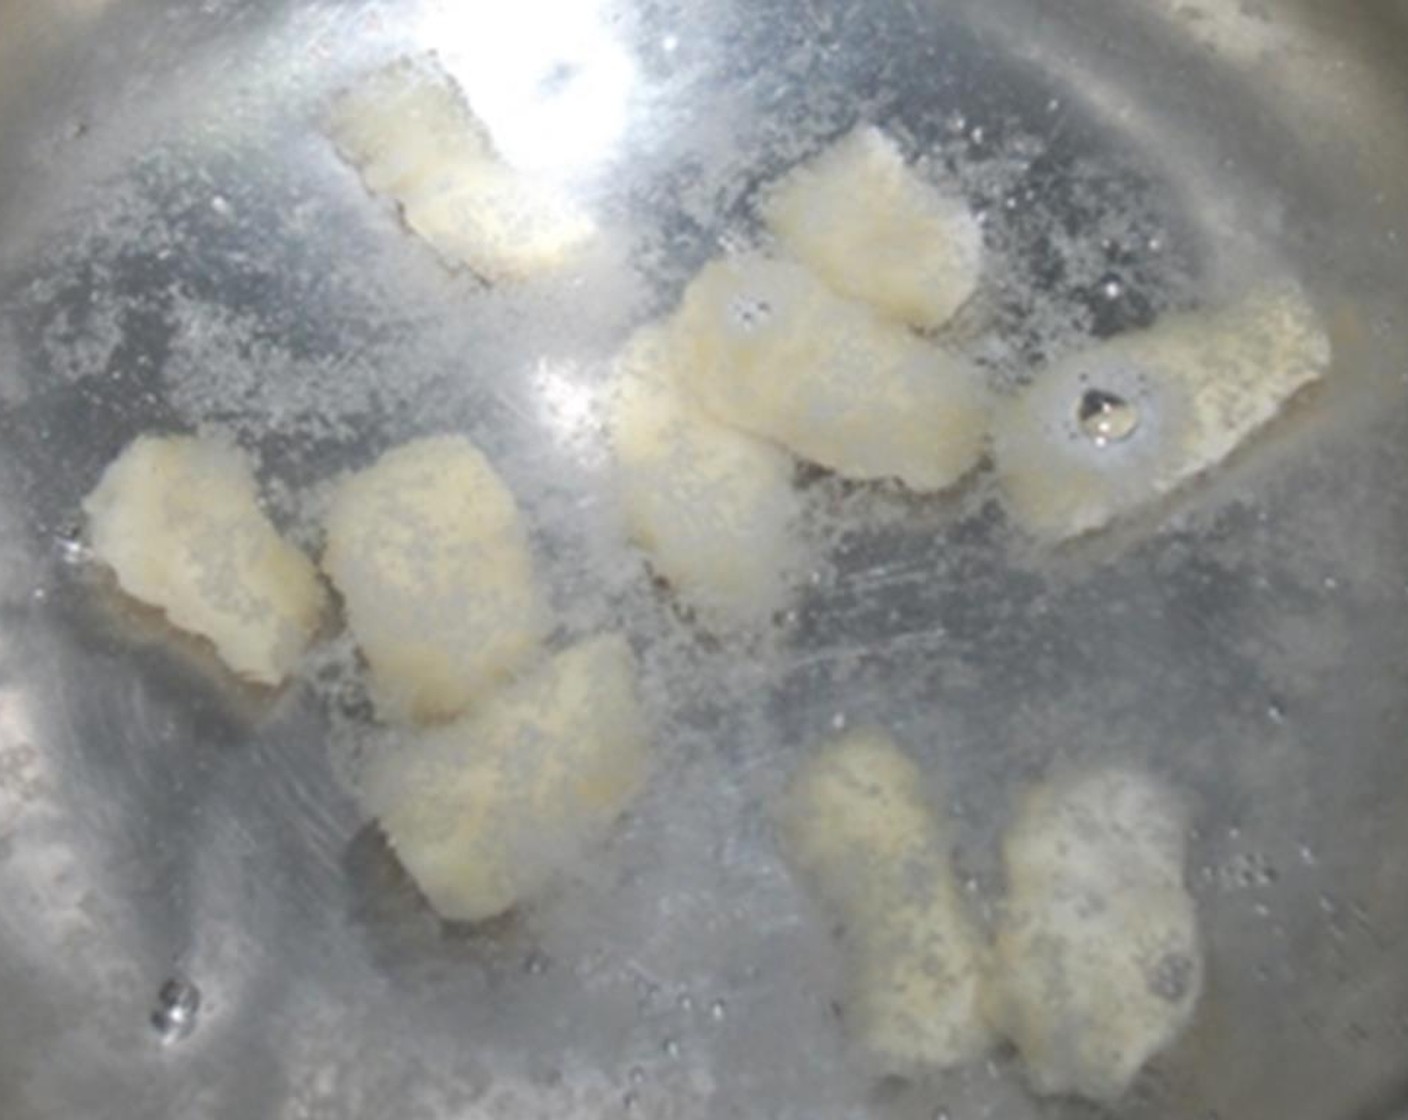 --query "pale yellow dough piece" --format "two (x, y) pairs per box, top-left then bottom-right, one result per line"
(323, 435), (548, 725)
(328, 55), (595, 282)
(362, 635), (652, 923)
(83, 435), (325, 685)
(763, 125), (983, 330)
(674, 254), (990, 491)
(993, 285), (1331, 540)
(609, 322), (802, 622)
(780, 730), (993, 1073)
(986, 770), (1203, 1102)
